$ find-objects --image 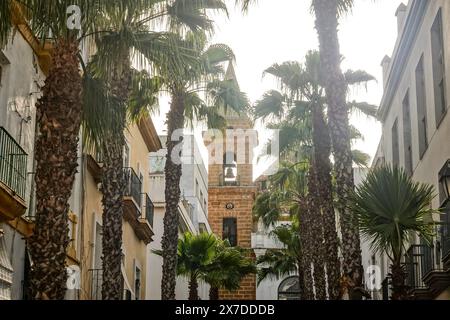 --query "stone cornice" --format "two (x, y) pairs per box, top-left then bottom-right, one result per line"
(137, 116), (162, 153)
